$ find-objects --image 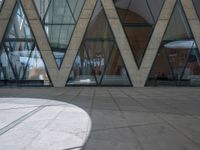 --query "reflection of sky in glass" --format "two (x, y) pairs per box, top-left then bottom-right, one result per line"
(164, 40), (197, 49)
(21, 49), (45, 68)
(0, 0), (3, 7)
